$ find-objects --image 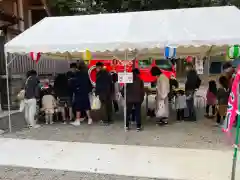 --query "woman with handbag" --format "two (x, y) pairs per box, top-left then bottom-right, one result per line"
(71, 63), (93, 126)
(151, 67), (170, 125)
